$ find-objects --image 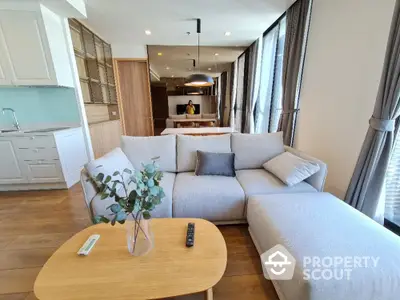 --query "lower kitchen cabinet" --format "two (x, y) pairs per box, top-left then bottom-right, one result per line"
(0, 127), (88, 191)
(0, 140), (26, 184)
